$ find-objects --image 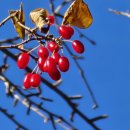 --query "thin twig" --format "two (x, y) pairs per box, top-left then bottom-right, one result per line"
(0, 107), (29, 130)
(54, 0), (73, 14)
(68, 95), (83, 100)
(109, 8), (130, 18)
(0, 37), (35, 49)
(0, 36), (20, 44)
(0, 11), (19, 27)
(91, 114), (108, 122)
